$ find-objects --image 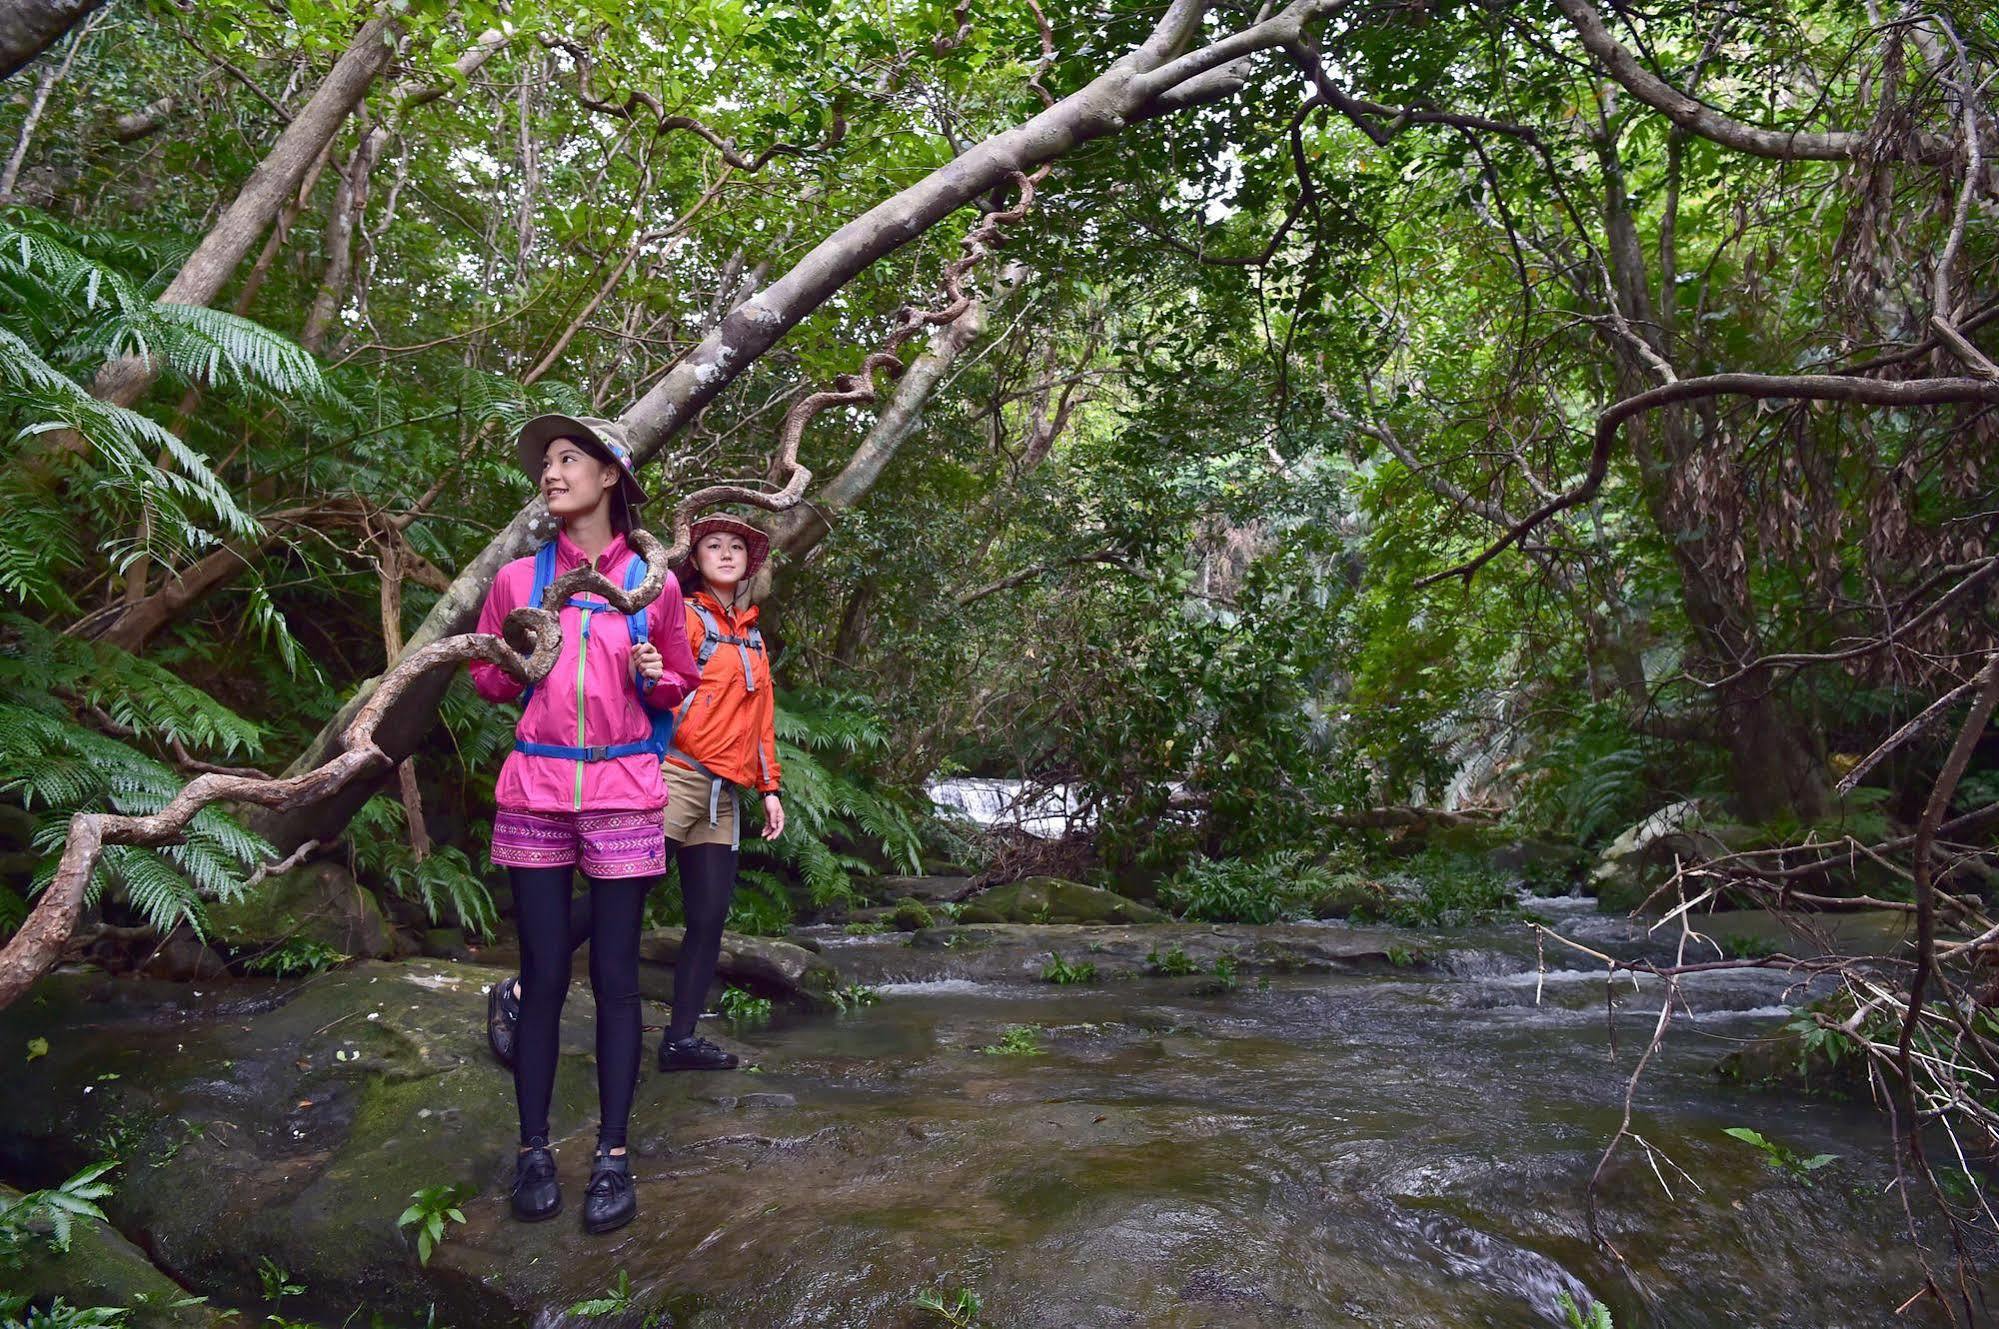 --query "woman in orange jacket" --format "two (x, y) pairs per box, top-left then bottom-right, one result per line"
(654, 513), (784, 1071)
(488, 513), (784, 1074)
